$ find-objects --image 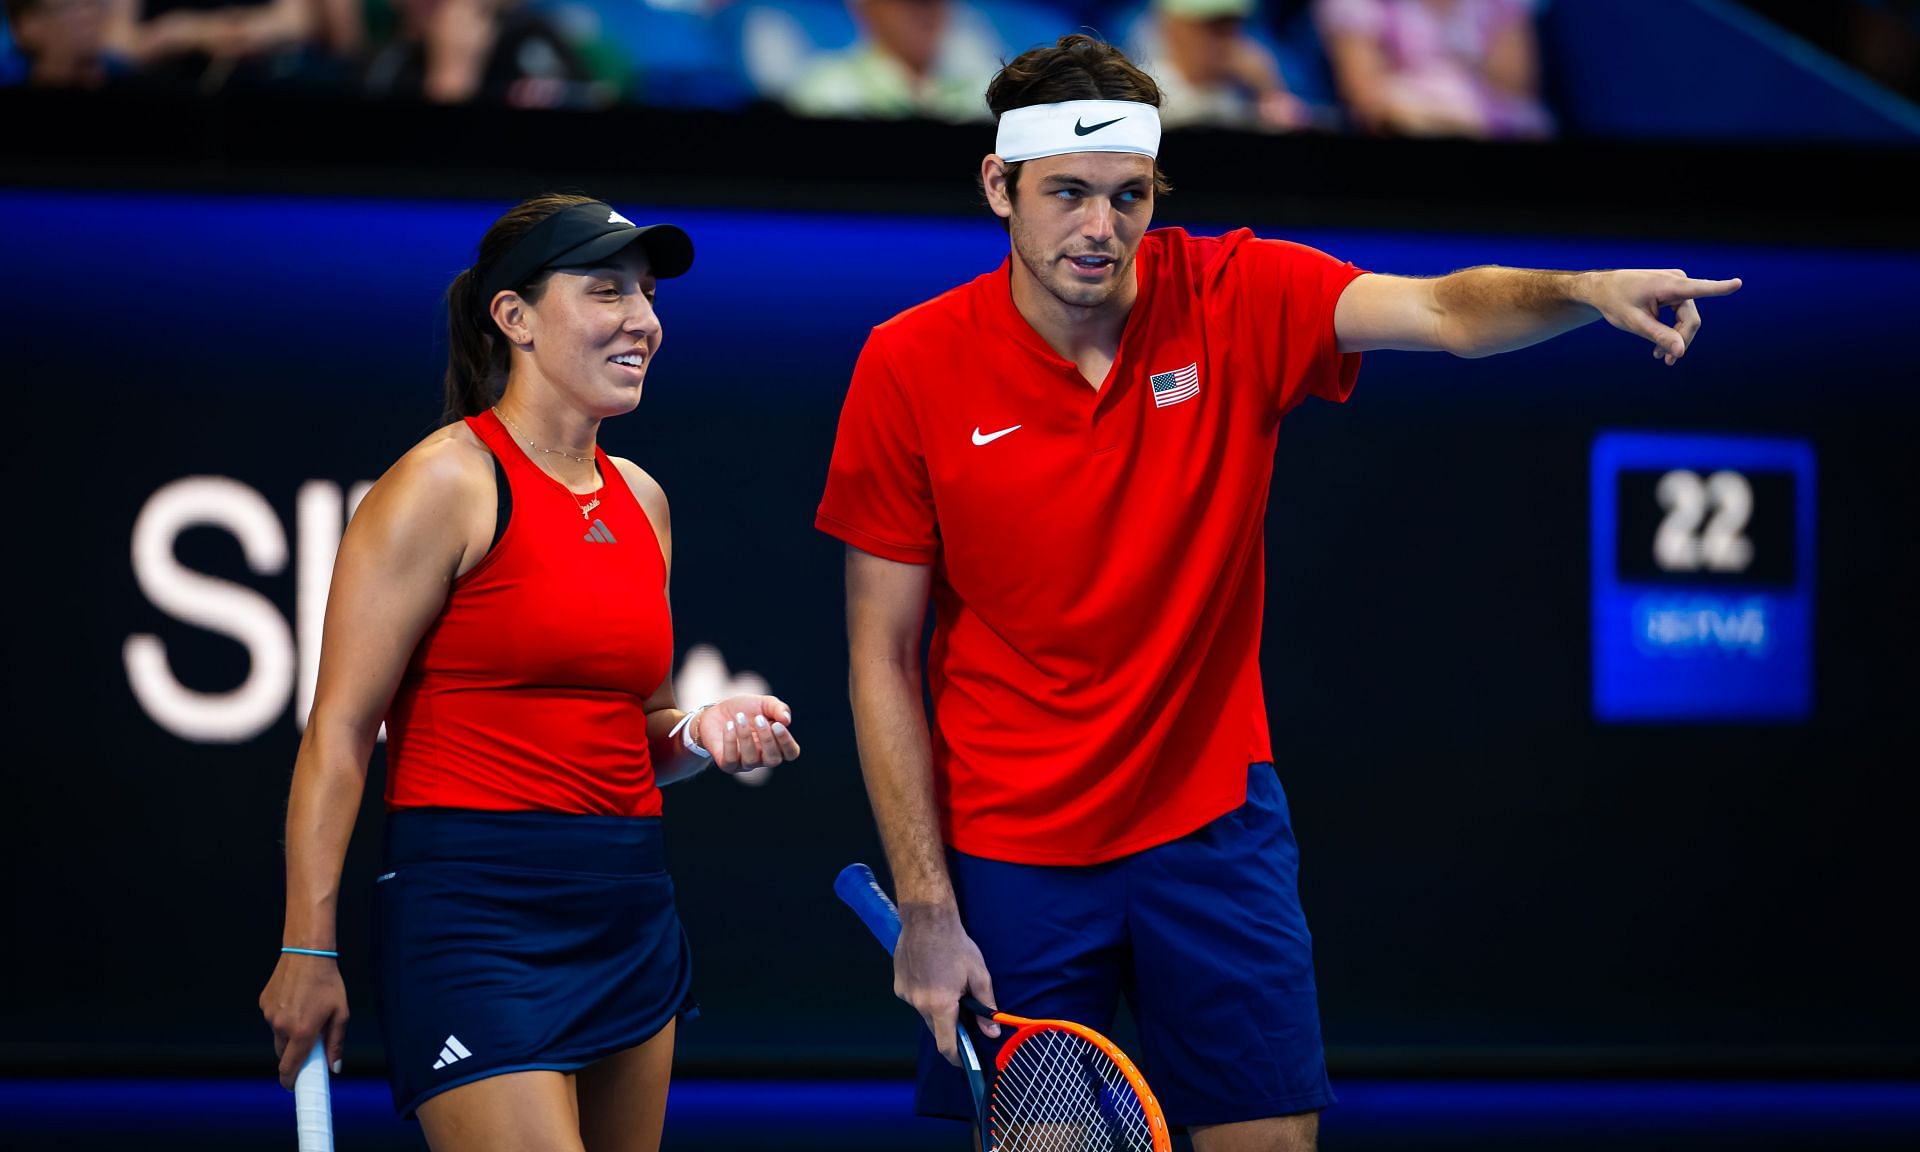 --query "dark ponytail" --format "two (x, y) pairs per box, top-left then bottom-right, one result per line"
(440, 191), (601, 425)
(441, 266), (502, 424)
